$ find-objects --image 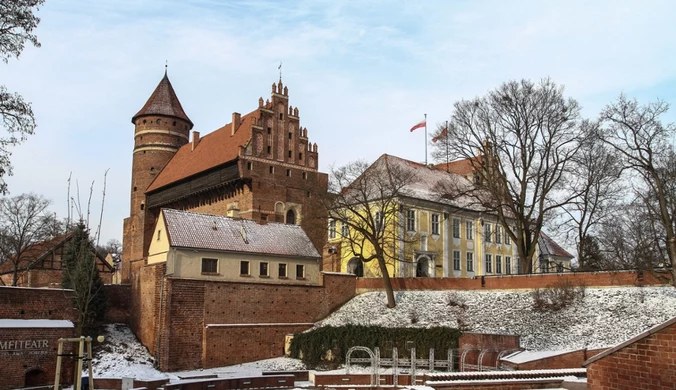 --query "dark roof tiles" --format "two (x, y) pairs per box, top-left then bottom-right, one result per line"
(132, 72), (193, 126)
